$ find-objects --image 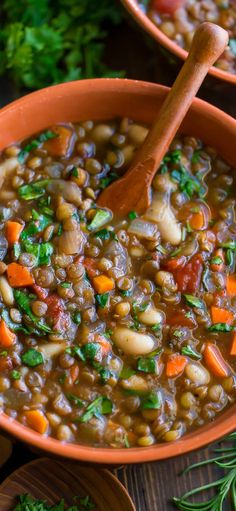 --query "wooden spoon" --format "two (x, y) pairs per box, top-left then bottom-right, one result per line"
(97, 22), (228, 216)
